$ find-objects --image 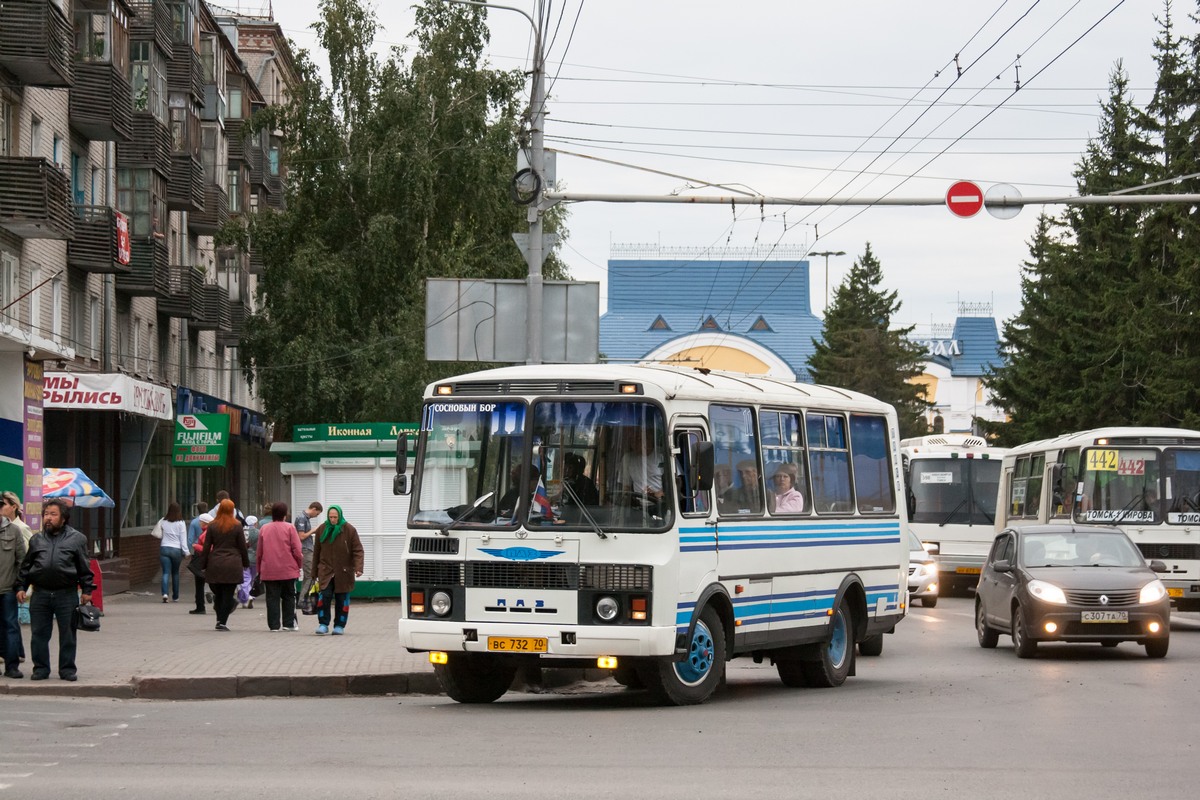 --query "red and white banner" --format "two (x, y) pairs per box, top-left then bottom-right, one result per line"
(115, 211), (131, 265)
(43, 372), (173, 421)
